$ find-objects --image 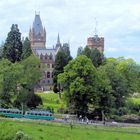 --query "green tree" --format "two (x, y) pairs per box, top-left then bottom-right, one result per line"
(21, 37), (32, 59)
(53, 46), (72, 97)
(15, 55), (42, 108)
(3, 24), (23, 63)
(0, 55), (42, 108)
(90, 48), (105, 67)
(99, 61), (129, 114)
(0, 59), (22, 107)
(77, 46), (83, 56)
(96, 68), (114, 117)
(82, 46), (105, 67)
(115, 57), (140, 94)
(58, 55), (98, 115)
